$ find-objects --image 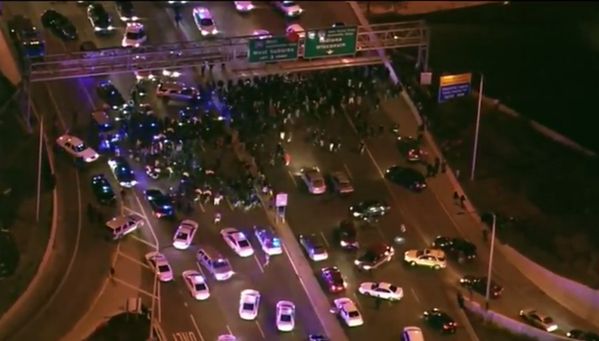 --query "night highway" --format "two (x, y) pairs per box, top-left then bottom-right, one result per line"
(2, 1), (598, 341)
